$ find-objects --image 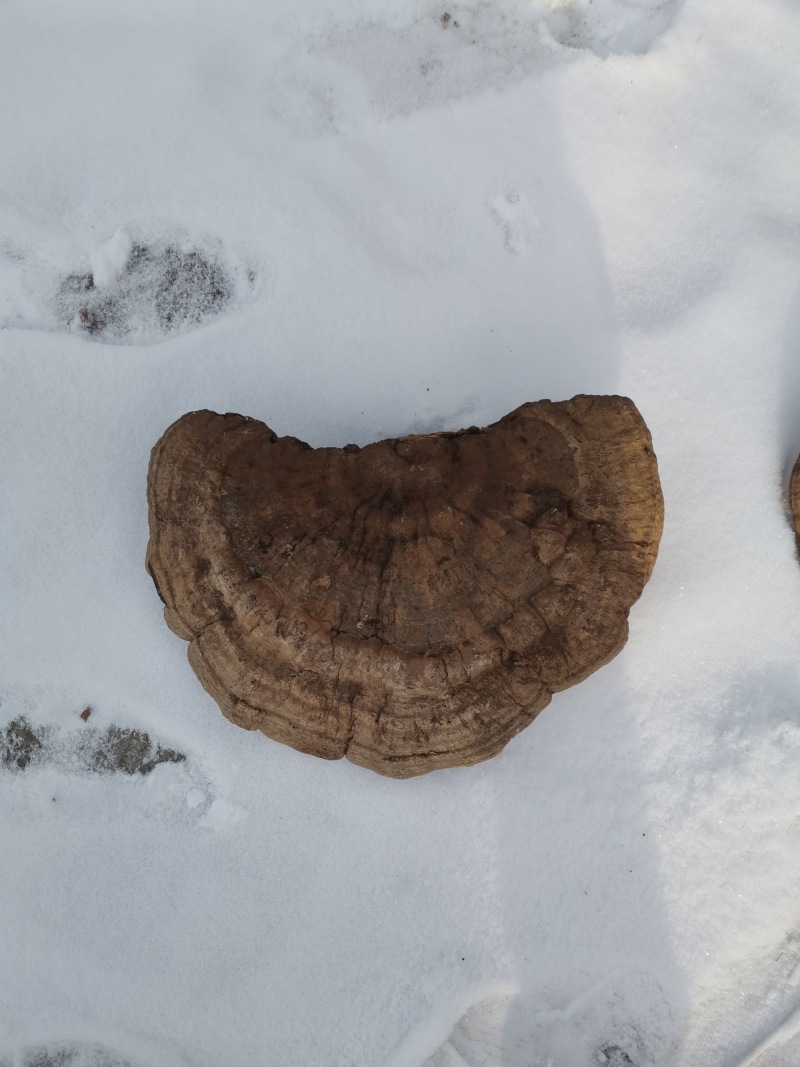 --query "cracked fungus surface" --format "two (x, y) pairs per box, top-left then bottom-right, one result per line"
(146, 396), (663, 778)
